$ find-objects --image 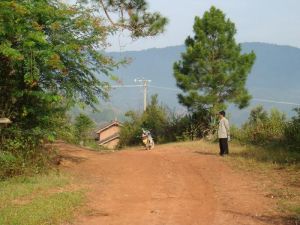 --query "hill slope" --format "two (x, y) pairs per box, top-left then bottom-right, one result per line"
(97, 42), (300, 125)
